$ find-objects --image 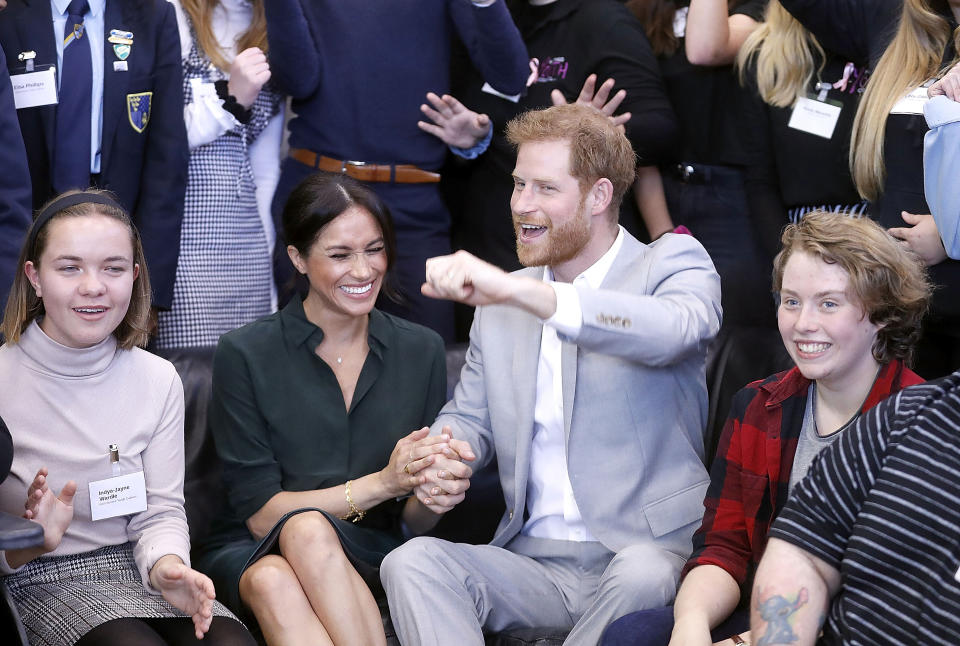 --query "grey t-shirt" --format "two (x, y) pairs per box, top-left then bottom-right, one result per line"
(788, 384), (848, 492)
